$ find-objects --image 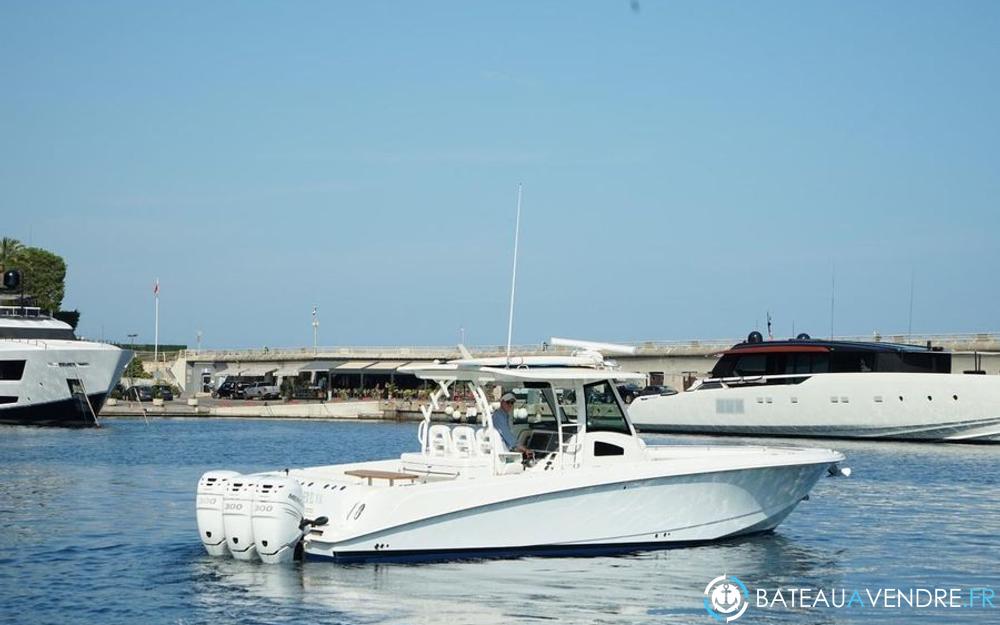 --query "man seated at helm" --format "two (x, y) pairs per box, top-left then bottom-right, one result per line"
(492, 392), (534, 460)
